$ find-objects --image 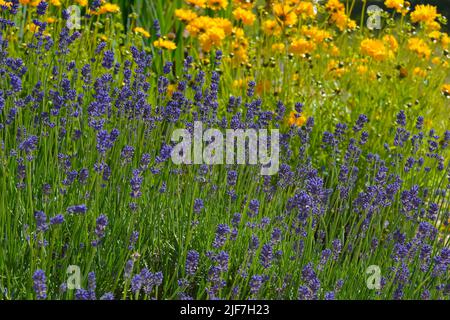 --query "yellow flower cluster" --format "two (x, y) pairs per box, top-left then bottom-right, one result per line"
(360, 35), (398, 61)
(183, 16), (233, 52)
(185, 0), (228, 11)
(384, 0), (408, 15)
(154, 38), (177, 50)
(325, 0), (356, 31)
(407, 37), (431, 60)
